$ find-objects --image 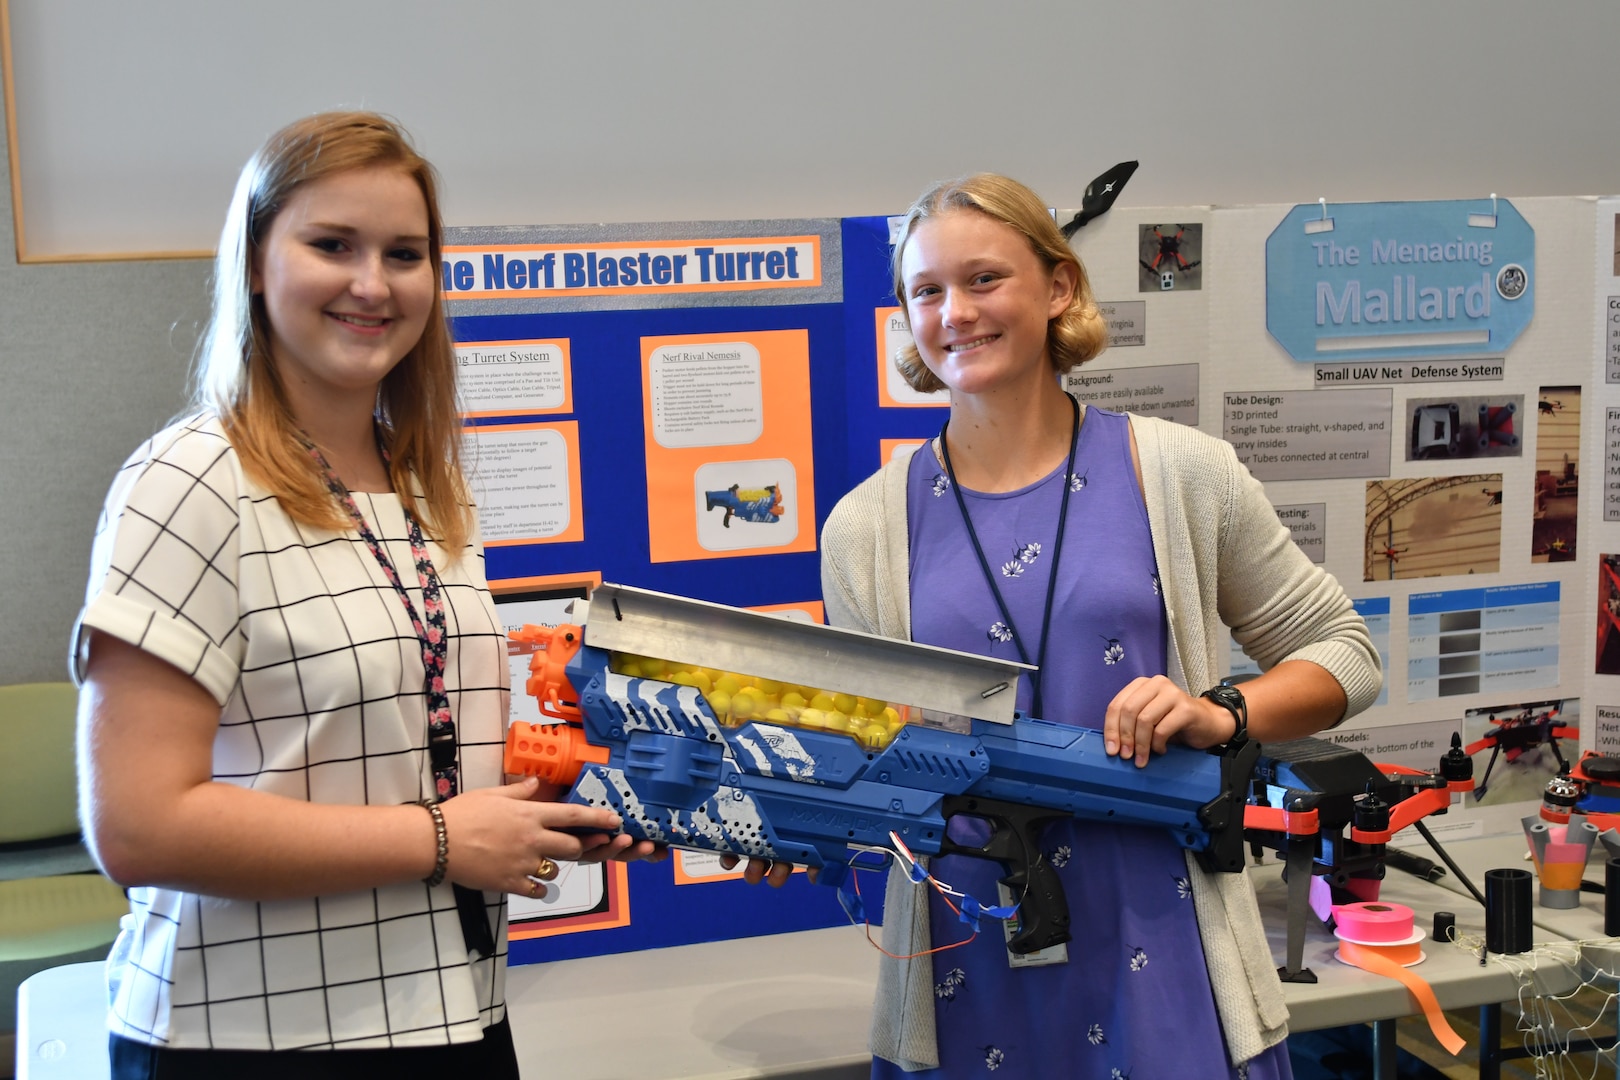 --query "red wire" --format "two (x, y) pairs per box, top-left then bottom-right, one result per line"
(845, 866), (981, 960)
